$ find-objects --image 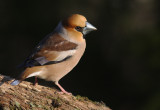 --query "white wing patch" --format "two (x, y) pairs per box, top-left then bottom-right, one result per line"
(54, 50), (76, 62)
(27, 71), (42, 78)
